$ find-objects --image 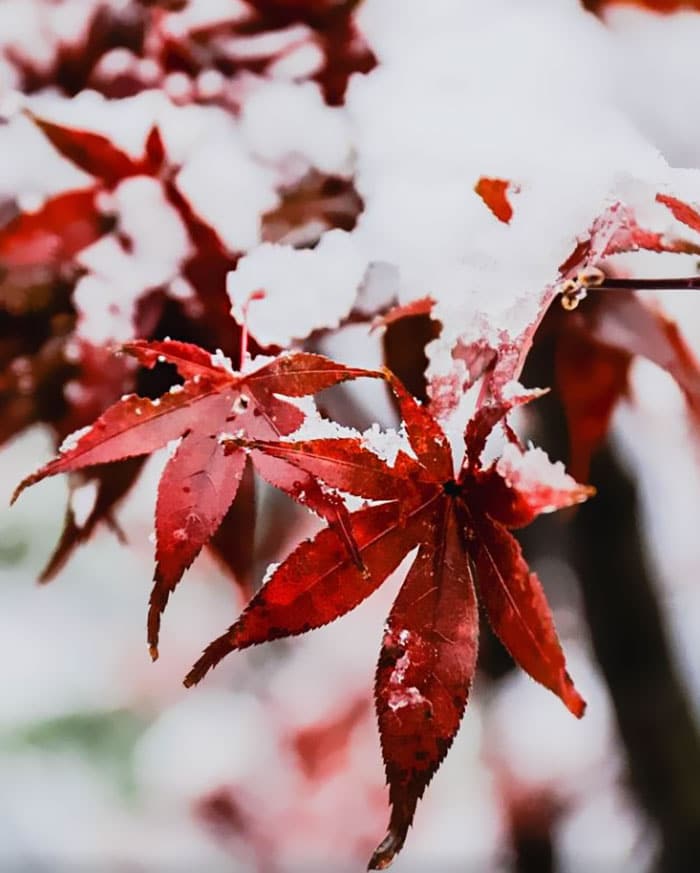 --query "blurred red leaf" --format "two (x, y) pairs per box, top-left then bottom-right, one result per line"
(30, 115), (166, 187)
(656, 192), (700, 235)
(475, 177), (514, 224)
(39, 457), (145, 583)
(0, 189), (103, 279)
(30, 115), (144, 186)
(584, 0), (700, 13)
(554, 290), (700, 479)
